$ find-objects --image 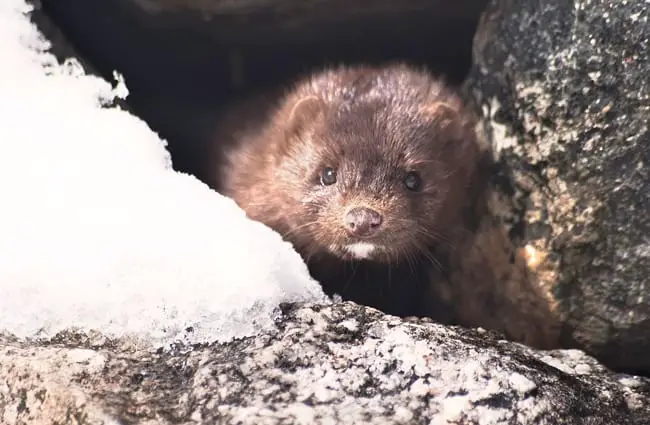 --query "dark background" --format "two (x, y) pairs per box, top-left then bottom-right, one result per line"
(36, 0), (490, 180)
